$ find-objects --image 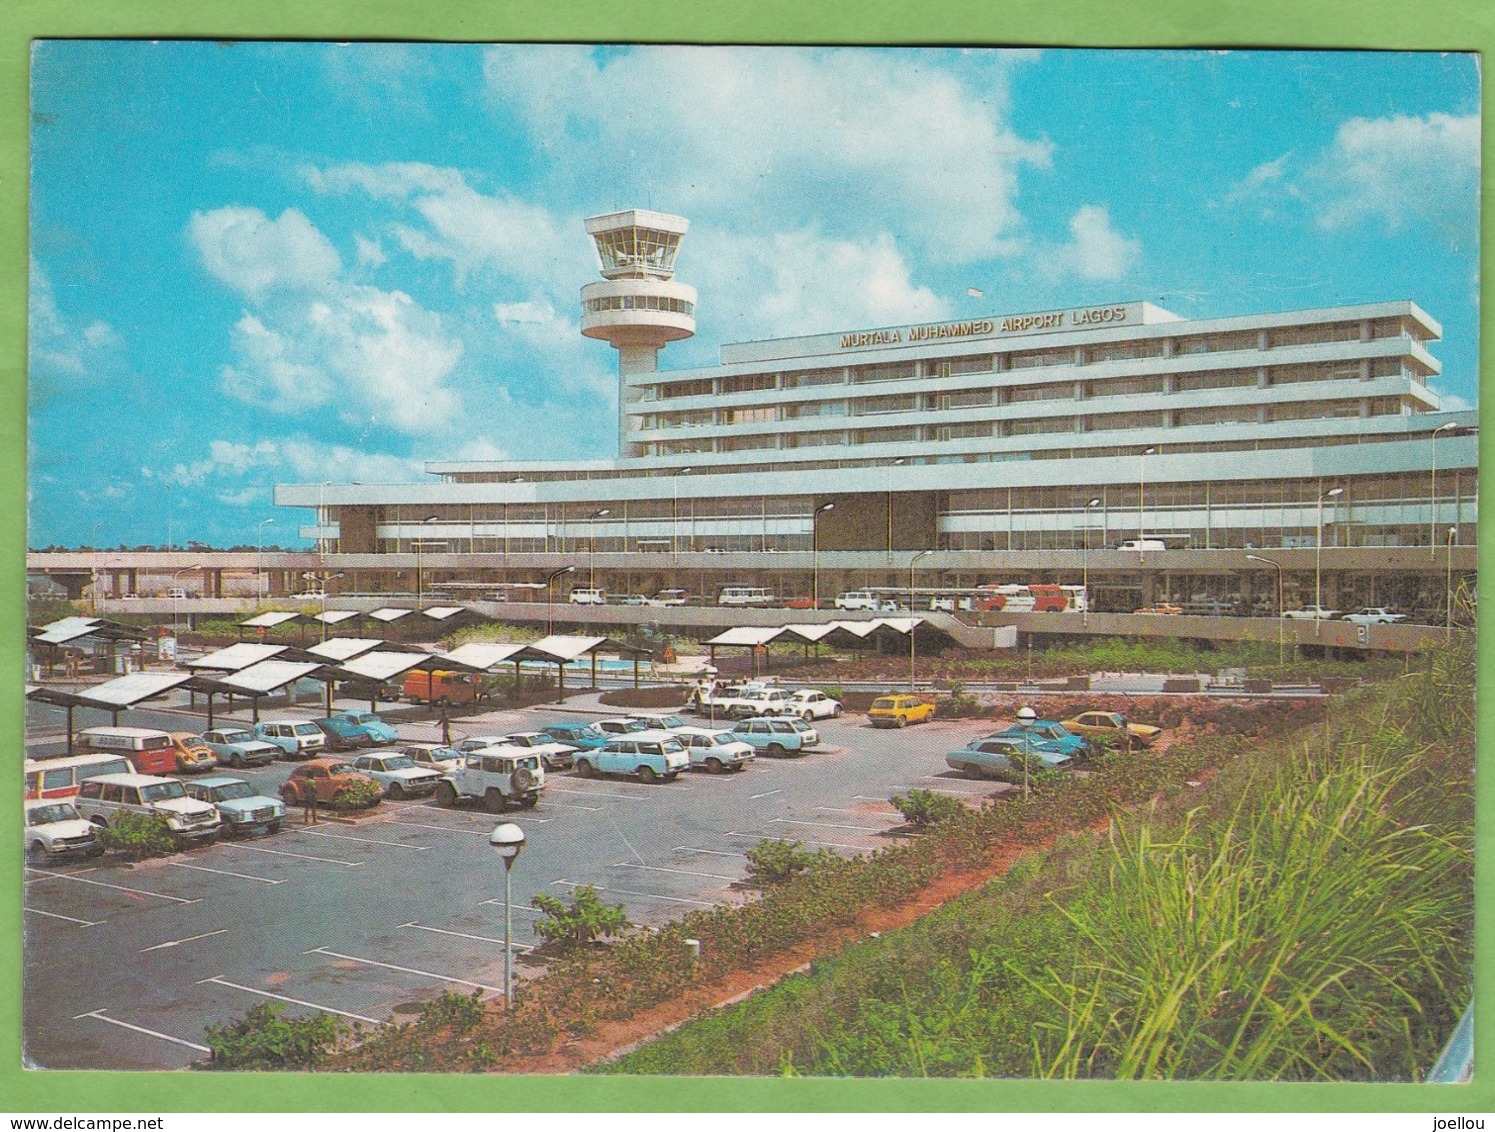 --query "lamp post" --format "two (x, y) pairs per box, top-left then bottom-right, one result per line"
(588, 508), (611, 590)
(488, 823), (527, 1009)
(886, 457), (906, 567)
(1137, 446), (1156, 559)
(909, 549), (934, 690)
(171, 564), (202, 639)
(1446, 526), (1457, 641)
(811, 501), (835, 608)
(672, 466), (693, 560)
(256, 518), (274, 601)
(1430, 421), (1457, 557)
(164, 482), (173, 551)
(545, 565), (575, 637)
(1081, 497), (1101, 626)
(319, 572), (344, 642)
(1247, 554), (1285, 666)
(1314, 486), (1343, 636)
(1016, 704), (1036, 801)
(415, 515), (439, 609)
